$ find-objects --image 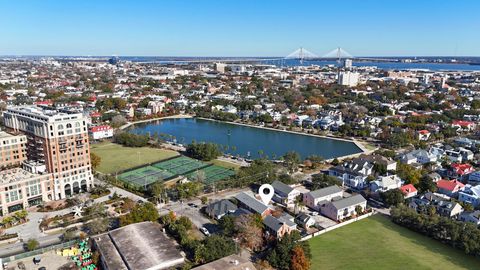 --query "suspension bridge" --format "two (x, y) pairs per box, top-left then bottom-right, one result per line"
(141, 47), (393, 64)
